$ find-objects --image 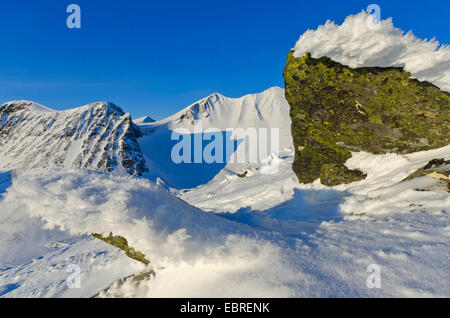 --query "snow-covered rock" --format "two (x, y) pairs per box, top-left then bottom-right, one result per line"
(293, 11), (450, 92)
